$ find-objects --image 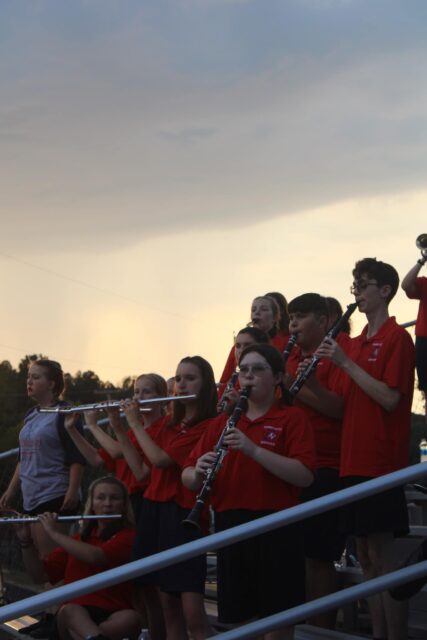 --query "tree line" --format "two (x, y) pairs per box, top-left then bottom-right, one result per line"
(0, 355), (135, 451)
